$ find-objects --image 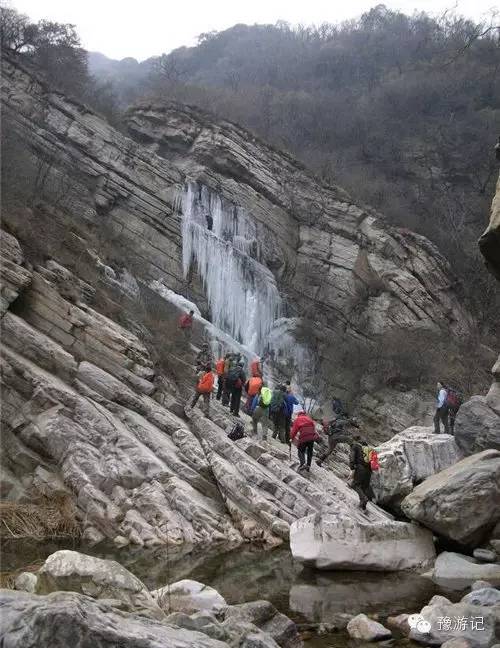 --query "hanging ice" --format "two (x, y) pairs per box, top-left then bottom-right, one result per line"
(181, 183), (281, 352)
